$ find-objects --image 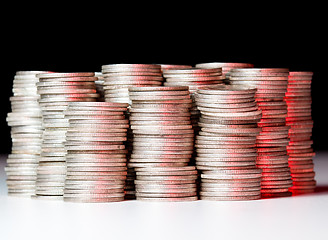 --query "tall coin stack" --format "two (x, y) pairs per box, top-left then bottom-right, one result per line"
(63, 102), (129, 202)
(34, 72), (99, 200)
(229, 68), (293, 198)
(163, 68), (225, 165)
(194, 85), (262, 201)
(129, 86), (198, 201)
(6, 71), (46, 197)
(285, 71), (316, 194)
(196, 62), (254, 84)
(101, 64), (164, 199)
